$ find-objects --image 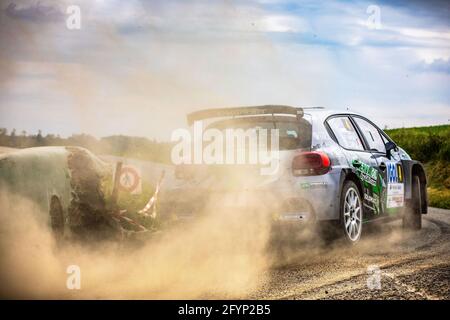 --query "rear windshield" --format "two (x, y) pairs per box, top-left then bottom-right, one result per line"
(207, 116), (312, 150)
